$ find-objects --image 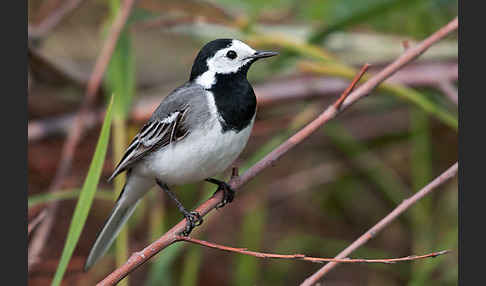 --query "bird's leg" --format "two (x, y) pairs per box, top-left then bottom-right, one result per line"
(156, 179), (202, 236)
(205, 178), (235, 209)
